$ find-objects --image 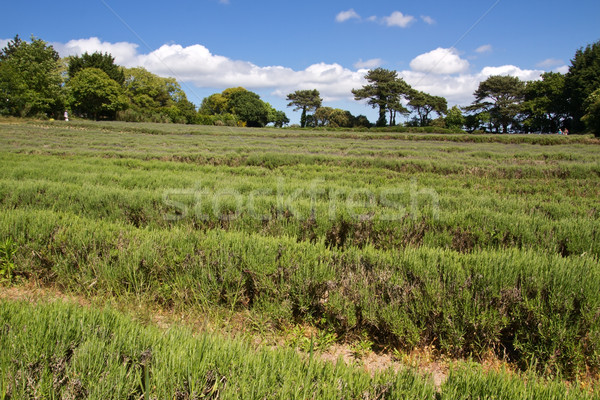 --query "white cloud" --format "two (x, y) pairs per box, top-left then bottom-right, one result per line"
(366, 15), (377, 22)
(53, 37), (140, 66)
(409, 47), (470, 75)
(400, 65), (544, 106)
(336, 9), (360, 23)
(353, 58), (383, 69)
(555, 65), (569, 74)
(421, 15), (435, 25)
(382, 11), (415, 28)
(42, 37), (553, 110)
(535, 58), (564, 68)
(475, 44), (492, 54)
(480, 65), (543, 81)
(0, 38), (9, 50)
